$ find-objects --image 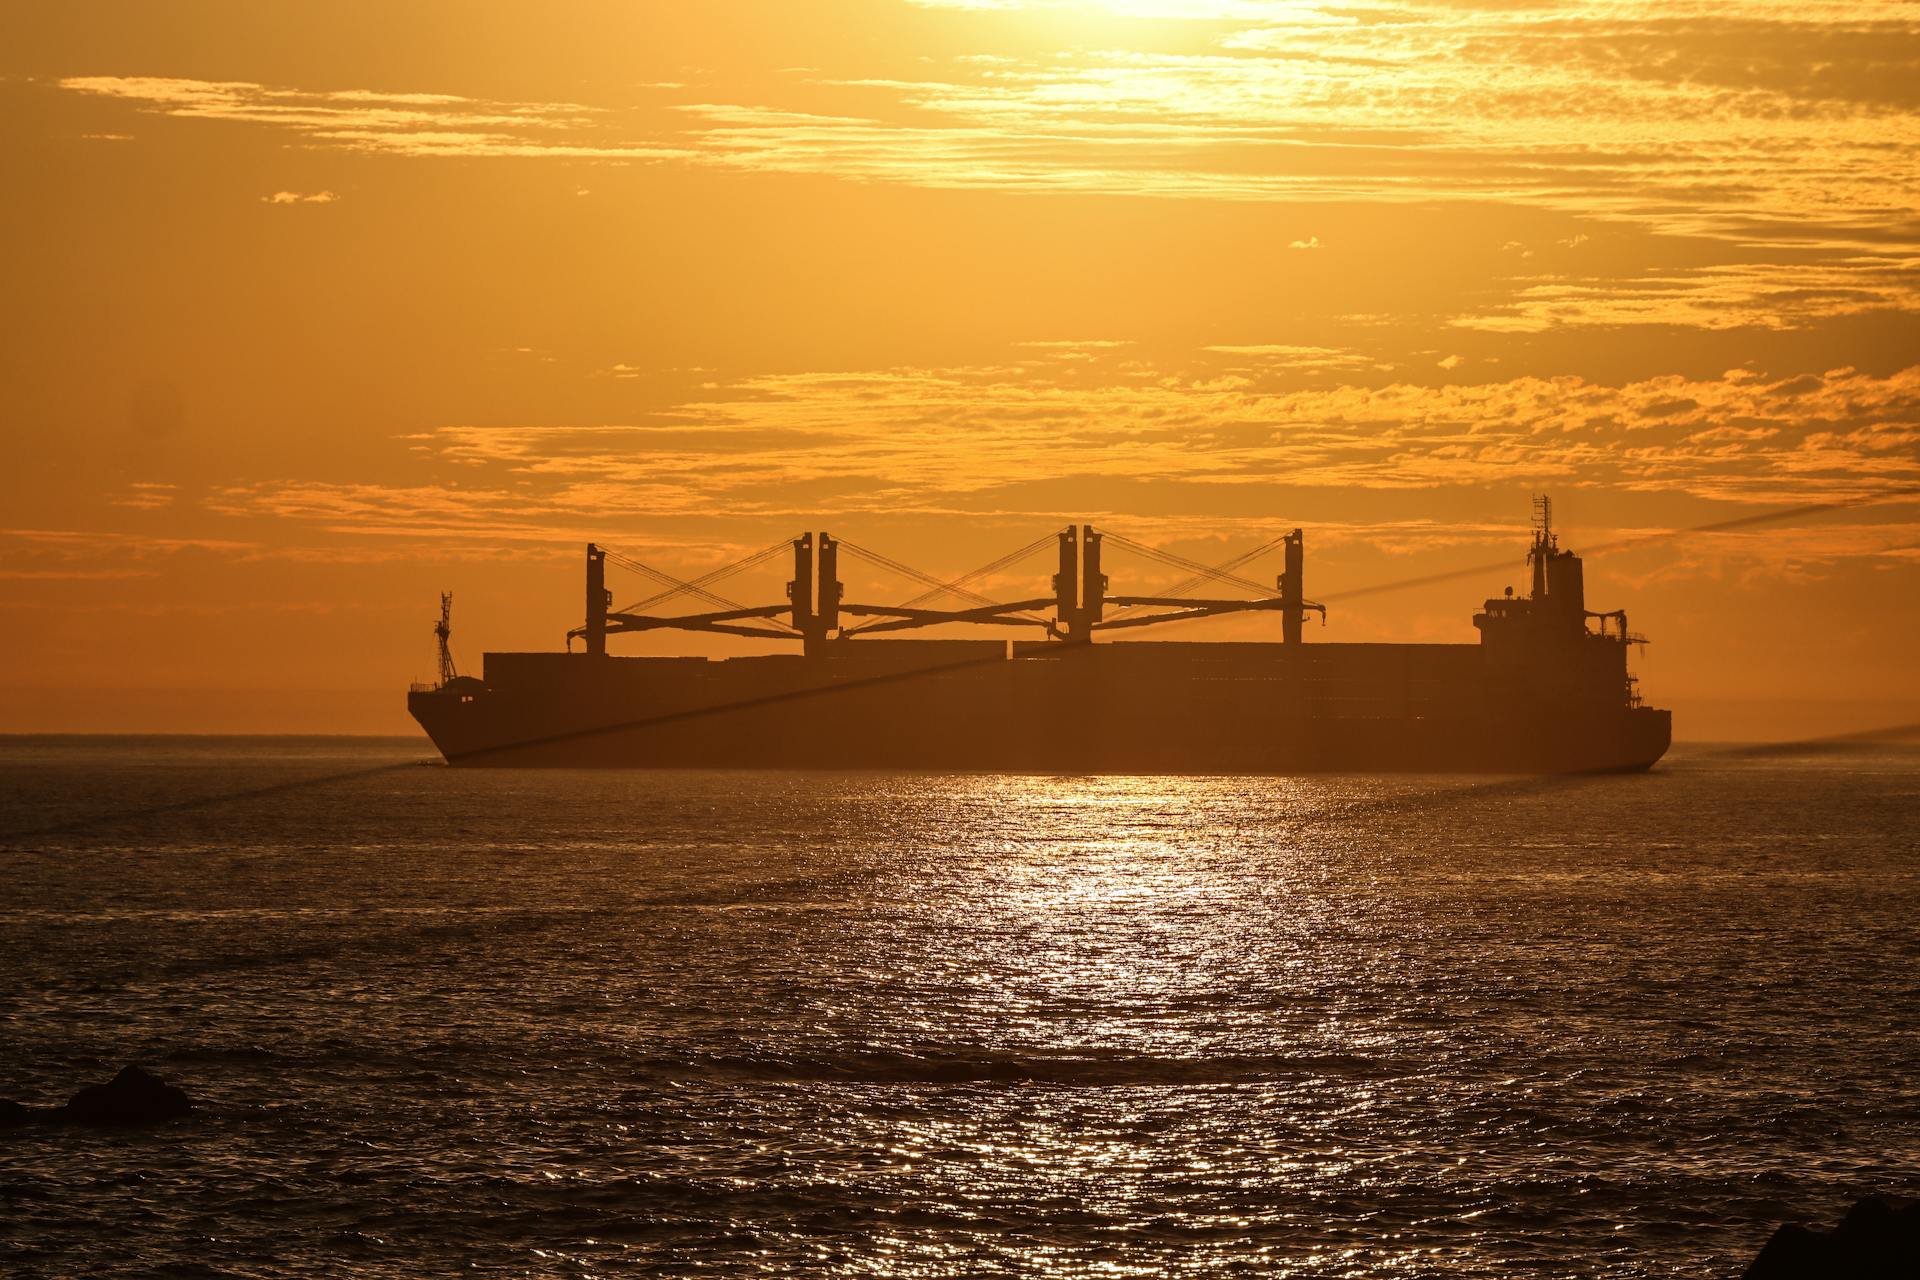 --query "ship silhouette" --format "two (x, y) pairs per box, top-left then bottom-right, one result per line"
(409, 500), (1670, 772)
